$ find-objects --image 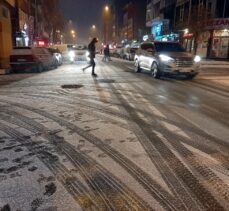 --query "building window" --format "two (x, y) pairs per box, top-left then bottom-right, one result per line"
(1, 6), (9, 18)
